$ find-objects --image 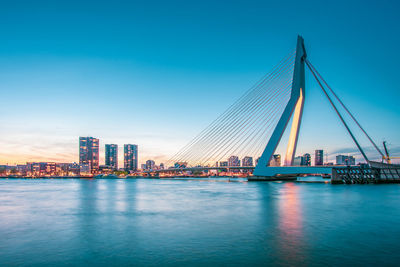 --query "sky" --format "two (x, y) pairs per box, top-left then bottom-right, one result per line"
(1, 0), (399, 166)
